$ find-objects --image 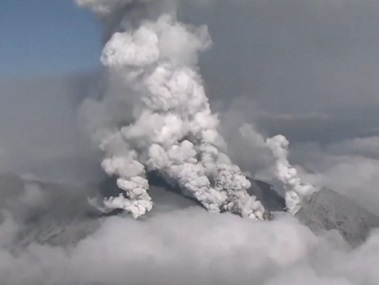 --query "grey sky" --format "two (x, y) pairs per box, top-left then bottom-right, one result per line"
(183, 0), (379, 142)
